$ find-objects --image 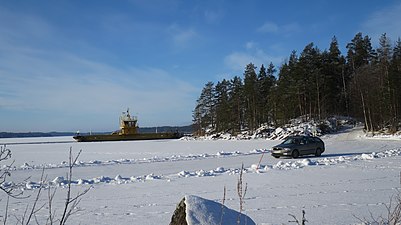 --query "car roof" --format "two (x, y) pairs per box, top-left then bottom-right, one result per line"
(287, 135), (321, 139)
(287, 135), (307, 138)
